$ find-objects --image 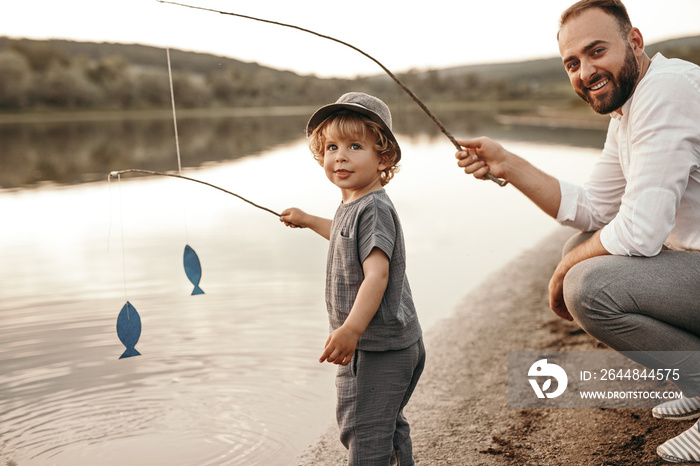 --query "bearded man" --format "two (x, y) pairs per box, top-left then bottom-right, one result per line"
(455, 0), (700, 462)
